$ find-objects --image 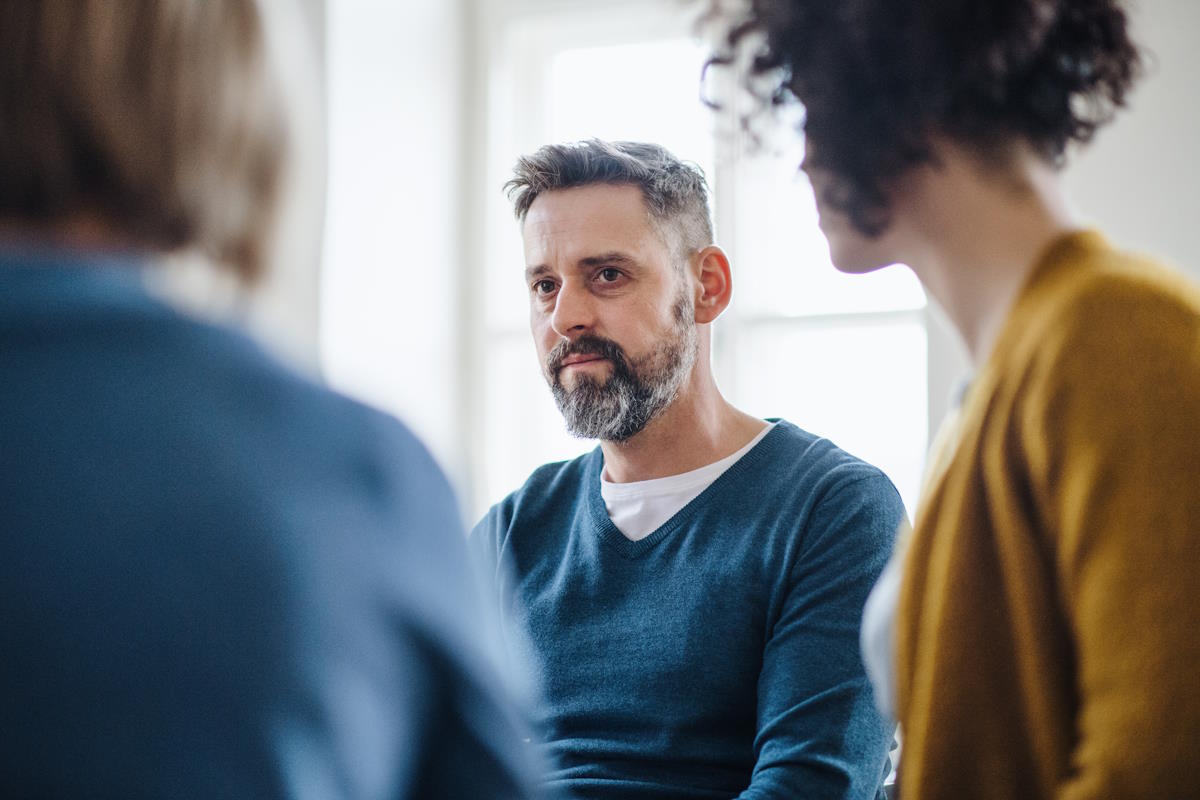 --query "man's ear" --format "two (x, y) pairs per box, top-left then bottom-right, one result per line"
(691, 245), (732, 325)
